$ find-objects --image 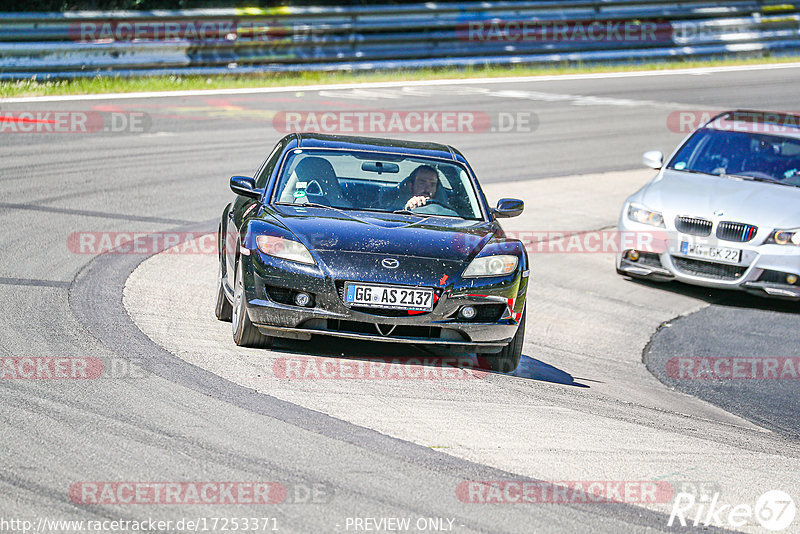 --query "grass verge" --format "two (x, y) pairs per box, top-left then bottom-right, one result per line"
(2, 55), (800, 98)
